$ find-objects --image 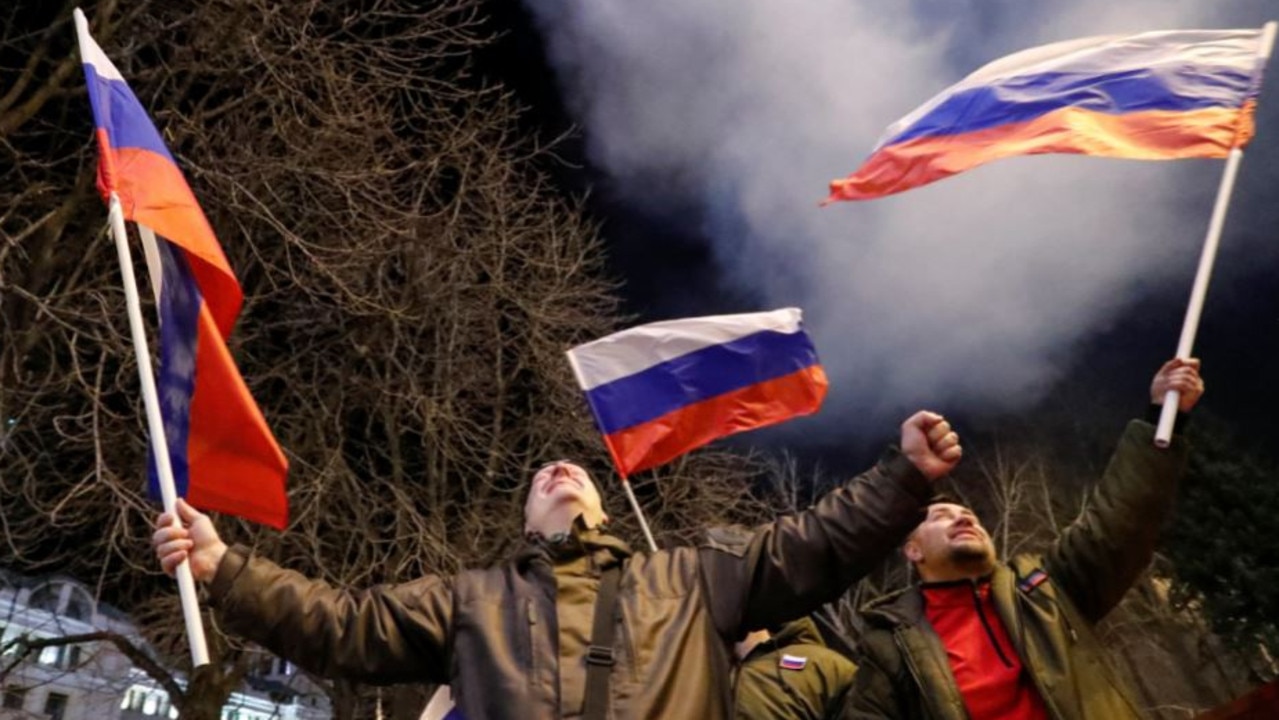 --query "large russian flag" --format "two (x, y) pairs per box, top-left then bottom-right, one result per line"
(75, 10), (289, 529)
(827, 26), (1275, 202)
(567, 308), (828, 478)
